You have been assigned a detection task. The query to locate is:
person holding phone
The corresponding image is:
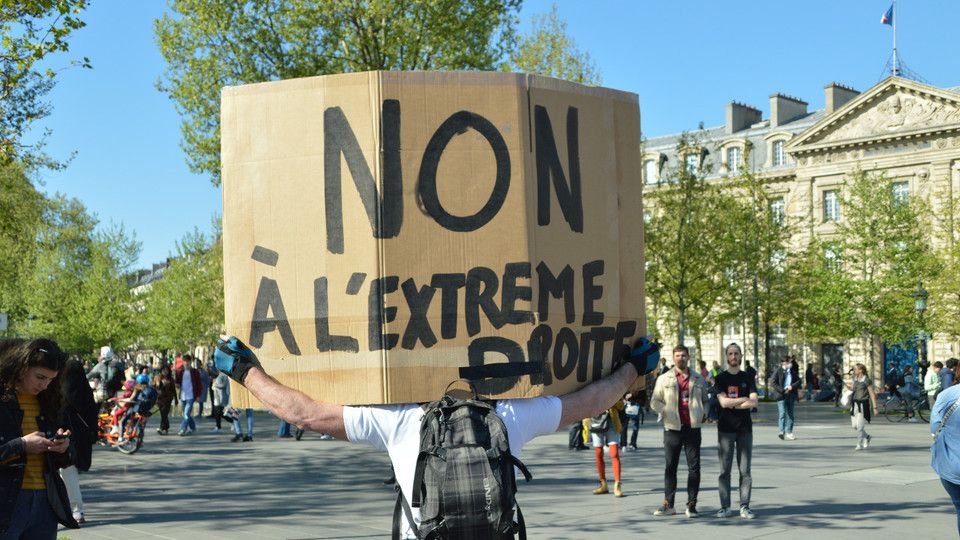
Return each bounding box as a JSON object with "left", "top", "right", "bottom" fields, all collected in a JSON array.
[{"left": 0, "top": 338, "right": 79, "bottom": 538}]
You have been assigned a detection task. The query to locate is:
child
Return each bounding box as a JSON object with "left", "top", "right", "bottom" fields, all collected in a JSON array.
[
  {"left": 109, "top": 379, "right": 136, "bottom": 434},
  {"left": 119, "top": 374, "right": 158, "bottom": 437}
]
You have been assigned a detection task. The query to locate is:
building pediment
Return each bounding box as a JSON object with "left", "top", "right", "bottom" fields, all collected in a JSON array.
[{"left": 787, "top": 77, "right": 960, "bottom": 155}]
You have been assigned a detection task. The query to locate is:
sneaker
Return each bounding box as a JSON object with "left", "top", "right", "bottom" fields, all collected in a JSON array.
[
  {"left": 854, "top": 443, "right": 863, "bottom": 451},
  {"left": 778, "top": 432, "right": 784, "bottom": 440},
  {"left": 864, "top": 434, "right": 872, "bottom": 448},
  {"left": 156, "top": 428, "right": 164, "bottom": 435},
  {"left": 242, "top": 435, "right": 253, "bottom": 442},
  {"left": 653, "top": 502, "right": 675, "bottom": 516},
  {"left": 685, "top": 505, "right": 699, "bottom": 518},
  {"left": 177, "top": 430, "right": 186, "bottom": 436},
  {"left": 614, "top": 481, "right": 624, "bottom": 498},
  {"left": 592, "top": 480, "right": 609, "bottom": 495},
  {"left": 320, "top": 434, "right": 335, "bottom": 440},
  {"left": 72, "top": 510, "right": 85, "bottom": 524},
  {"left": 211, "top": 427, "right": 222, "bottom": 433},
  {"left": 908, "top": 417, "right": 919, "bottom": 423},
  {"left": 740, "top": 506, "right": 755, "bottom": 519},
  {"left": 231, "top": 434, "right": 243, "bottom": 442},
  {"left": 716, "top": 507, "right": 733, "bottom": 518},
  {"left": 785, "top": 432, "right": 796, "bottom": 441}
]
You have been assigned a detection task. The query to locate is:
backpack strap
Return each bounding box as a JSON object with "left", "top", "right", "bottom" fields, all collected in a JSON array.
[
  {"left": 506, "top": 453, "right": 532, "bottom": 483},
  {"left": 392, "top": 484, "right": 420, "bottom": 540},
  {"left": 515, "top": 504, "right": 527, "bottom": 540}
]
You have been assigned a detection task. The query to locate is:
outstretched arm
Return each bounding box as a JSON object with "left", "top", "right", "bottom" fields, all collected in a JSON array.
[
  {"left": 558, "top": 363, "right": 639, "bottom": 427},
  {"left": 242, "top": 368, "right": 347, "bottom": 440}
]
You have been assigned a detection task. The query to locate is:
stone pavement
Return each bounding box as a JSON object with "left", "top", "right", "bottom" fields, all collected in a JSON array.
[{"left": 60, "top": 401, "right": 954, "bottom": 539}]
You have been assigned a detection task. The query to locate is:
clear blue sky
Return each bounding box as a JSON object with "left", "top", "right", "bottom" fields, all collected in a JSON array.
[{"left": 35, "top": 0, "right": 960, "bottom": 269}]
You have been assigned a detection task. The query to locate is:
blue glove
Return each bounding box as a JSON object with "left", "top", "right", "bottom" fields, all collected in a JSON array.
[
  {"left": 215, "top": 336, "right": 261, "bottom": 384},
  {"left": 625, "top": 337, "right": 660, "bottom": 376}
]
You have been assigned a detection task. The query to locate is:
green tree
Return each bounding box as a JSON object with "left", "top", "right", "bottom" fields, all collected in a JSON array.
[
  {"left": 0, "top": 162, "right": 44, "bottom": 331},
  {"left": 506, "top": 2, "right": 600, "bottom": 84},
  {"left": 644, "top": 134, "right": 739, "bottom": 357},
  {"left": 930, "top": 181, "right": 960, "bottom": 345},
  {"left": 1, "top": 0, "right": 90, "bottom": 167},
  {"left": 19, "top": 196, "right": 141, "bottom": 352},
  {"left": 155, "top": 0, "right": 523, "bottom": 186},
  {"left": 142, "top": 226, "right": 223, "bottom": 351}
]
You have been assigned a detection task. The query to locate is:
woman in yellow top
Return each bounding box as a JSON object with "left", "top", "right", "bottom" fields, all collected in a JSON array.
[
  {"left": 582, "top": 400, "right": 625, "bottom": 497},
  {"left": 0, "top": 338, "right": 79, "bottom": 538}
]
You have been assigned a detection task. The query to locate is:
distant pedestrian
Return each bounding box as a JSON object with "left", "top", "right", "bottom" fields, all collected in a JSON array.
[
  {"left": 621, "top": 392, "right": 643, "bottom": 450},
  {"left": 931, "top": 376, "right": 960, "bottom": 535},
  {"left": 902, "top": 366, "right": 921, "bottom": 422},
  {"left": 59, "top": 356, "right": 98, "bottom": 524},
  {"left": 232, "top": 408, "right": 255, "bottom": 442},
  {"left": 942, "top": 359, "right": 958, "bottom": 391},
  {"left": 833, "top": 363, "right": 844, "bottom": 407},
  {"left": 805, "top": 363, "right": 816, "bottom": 401},
  {"left": 211, "top": 370, "right": 229, "bottom": 433},
  {"left": 847, "top": 363, "right": 879, "bottom": 451},
  {"left": 926, "top": 362, "right": 944, "bottom": 411},
  {"left": 714, "top": 343, "right": 758, "bottom": 519},
  {"left": 769, "top": 355, "right": 801, "bottom": 440},
  {"left": 651, "top": 345, "right": 708, "bottom": 518},
  {"left": 175, "top": 354, "right": 202, "bottom": 436},
  {"left": 197, "top": 362, "right": 210, "bottom": 418},
  {"left": 153, "top": 364, "right": 177, "bottom": 435},
  {"left": 278, "top": 418, "right": 293, "bottom": 438},
  {"left": 583, "top": 402, "right": 624, "bottom": 497}
]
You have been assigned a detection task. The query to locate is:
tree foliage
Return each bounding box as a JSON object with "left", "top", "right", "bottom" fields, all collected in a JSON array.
[
  {"left": 506, "top": 2, "right": 600, "bottom": 85},
  {"left": 0, "top": 163, "right": 44, "bottom": 325},
  {"left": 155, "top": 0, "right": 523, "bottom": 185},
  {"left": 0, "top": 0, "right": 90, "bottom": 167},
  {"left": 141, "top": 225, "right": 223, "bottom": 351}
]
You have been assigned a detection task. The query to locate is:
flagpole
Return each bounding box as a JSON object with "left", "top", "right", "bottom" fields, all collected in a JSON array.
[{"left": 892, "top": 0, "right": 898, "bottom": 76}]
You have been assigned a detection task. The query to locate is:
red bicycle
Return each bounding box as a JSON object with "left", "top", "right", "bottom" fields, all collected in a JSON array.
[{"left": 97, "top": 411, "right": 149, "bottom": 454}]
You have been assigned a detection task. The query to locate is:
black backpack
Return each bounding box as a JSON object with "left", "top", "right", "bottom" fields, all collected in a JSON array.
[
  {"left": 136, "top": 386, "right": 158, "bottom": 414},
  {"left": 393, "top": 381, "right": 532, "bottom": 540}
]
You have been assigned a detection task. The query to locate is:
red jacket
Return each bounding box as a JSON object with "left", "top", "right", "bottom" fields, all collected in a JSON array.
[{"left": 175, "top": 367, "right": 202, "bottom": 400}]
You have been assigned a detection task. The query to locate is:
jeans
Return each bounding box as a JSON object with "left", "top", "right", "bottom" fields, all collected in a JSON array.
[
  {"left": 717, "top": 430, "right": 753, "bottom": 509},
  {"left": 621, "top": 414, "right": 641, "bottom": 448},
  {"left": 777, "top": 394, "right": 796, "bottom": 434},
  {"left": 278, "top": 419, "right": 292, "bottom": 437},
  {"left": 179, "top": 398, "right": 196, "bottom": 433},
  {"left": 0, "top": 489, "right": 56, "bottom": 540},
  {"left": 233, "top": 408, "right": 254, "bottom": 436},
  {"left": 941, "top": 477, "right": 960, "bottom": 536},
  {"left": 663, "top": 426, "right": 701, "bottom": 508}
]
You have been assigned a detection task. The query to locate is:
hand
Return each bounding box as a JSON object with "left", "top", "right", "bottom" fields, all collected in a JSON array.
[
  {"left": 21, "top": 432, "right": 53, "bottom": 454},
  {"left": 215, "top": 336, "right": 262, "bottom": 384},
  {"left": 47, "top": 430, "right": 71, "bottom": 454},
  {"left": 625, "top": 337, "right": 661, "bottom": 376}
]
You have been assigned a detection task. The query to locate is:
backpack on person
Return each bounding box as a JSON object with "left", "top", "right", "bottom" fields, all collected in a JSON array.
[
  {"left": 104, "top": 361, "right": 125, "bottom": 397},
  {"left": 589, "top": 411, "right": 611, "bottom": 433},
  {"left": 393, "top": 381, "right": 532, "bottom": 540},
  {"left": 136, "top": 386, "right": 158, "bottom": 415}
]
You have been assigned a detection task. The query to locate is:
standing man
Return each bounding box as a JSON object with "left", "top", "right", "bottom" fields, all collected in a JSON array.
[
  {"left": 926, "top": 361, "right": 944, "bottom": 410},
  {"left": 175, "top": 354, "right": 202, "bottom": 436},
  {"left": 714, "top": 343, "right": 758, "bottom": 519},
  {"left": 942, "top": 359, "right": 958, "bottom": 392},
  {"left": 769, "top": 355, "right": 801, "bottom": 440},
  {"left": 650, "top": 345, "right": 708, "bottom": 518}
]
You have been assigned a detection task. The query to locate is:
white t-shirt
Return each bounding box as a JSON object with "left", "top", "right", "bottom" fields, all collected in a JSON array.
[
  {"left": 180, "top": 369, "right": 194, "bottom": 401},
  {"left": 344, "top": 396, "right": 562, "bottom": 538}
]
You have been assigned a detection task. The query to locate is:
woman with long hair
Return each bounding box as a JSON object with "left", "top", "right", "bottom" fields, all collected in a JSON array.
[
  {"left": 0, "top": 338, "right": 79, "bottom": 538},
  {"left": 846, "top": 362, "right": 879, "bottom": 451},
  {"left": 153, "top": 363, "right": 177, "bottom": 435}
]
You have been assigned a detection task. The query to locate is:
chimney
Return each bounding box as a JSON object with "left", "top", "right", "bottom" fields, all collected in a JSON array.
[
  {"left": 824, "top": 82, "right": 860, "bottom": 114},
  {"left": 725, "top": 102, "right": 762, "bottom": 134},
  {"left": 769, "top": 93, "right": 808, "bottom": 128}
]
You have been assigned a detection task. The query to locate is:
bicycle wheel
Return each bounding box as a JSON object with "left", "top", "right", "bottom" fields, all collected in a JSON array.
[
  {"left": 883, "top": 395, "right": 905, "bottom": 422},
  {"left": 917, "top": 398, "right": 930, "bottom": 423},
  {"left": 116, "top": 425, "right": 141, "bottom": 454}
]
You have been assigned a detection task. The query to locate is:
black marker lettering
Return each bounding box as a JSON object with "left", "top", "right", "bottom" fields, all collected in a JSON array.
[
  {"left": 249, "top": 277, "right": 301, "bottom": 355},
  {"left": 535, "top": 105, "right": 583, "bottom": 232}
]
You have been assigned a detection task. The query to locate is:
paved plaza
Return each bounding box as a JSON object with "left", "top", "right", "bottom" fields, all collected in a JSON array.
[{"left": 61, "top": 401, "right": 953, "bottom": 539}]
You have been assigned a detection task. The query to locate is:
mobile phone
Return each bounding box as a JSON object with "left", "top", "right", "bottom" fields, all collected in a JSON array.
[{"left": 52, "top": 433, "right": 68, "bottom": 440}]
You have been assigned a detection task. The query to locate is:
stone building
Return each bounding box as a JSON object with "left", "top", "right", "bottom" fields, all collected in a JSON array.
[{"left": 643, "top": 76, "right": 960, "bottom": 385}]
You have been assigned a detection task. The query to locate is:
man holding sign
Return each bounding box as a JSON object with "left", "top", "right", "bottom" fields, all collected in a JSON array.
[
  {"left": 214, "top": 335, "right": 660, "bottom": 539},
  {"left": 713, "top": 343, "right": 758, "bottom": 519}
]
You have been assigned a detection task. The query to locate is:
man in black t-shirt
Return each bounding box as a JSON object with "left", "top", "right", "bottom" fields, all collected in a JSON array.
[{"left": 714, "top": 343, "right": 758, "bottom": 519}]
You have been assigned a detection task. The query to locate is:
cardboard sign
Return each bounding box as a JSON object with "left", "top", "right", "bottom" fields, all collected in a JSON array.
[{"left": 221, "top": 71, "right": 646, "bottom": 405}]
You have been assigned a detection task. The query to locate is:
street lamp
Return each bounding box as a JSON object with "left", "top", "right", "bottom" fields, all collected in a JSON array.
[{"left": 913, "top": 281, "right": 929, "bottom": 380}]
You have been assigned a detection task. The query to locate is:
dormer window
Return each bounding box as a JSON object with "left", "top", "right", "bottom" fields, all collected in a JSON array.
[
  {"left": 684, "top": 154, "right": 698, "bottom": 175},
  {"left": 726, "top": 146, "right": 742, "bottom": 172},
  {"left": 772, "top": 140, "right": 785, "bottom": 166},
  {"left": 644, "top": 159, "right": 659, "bottom": 184}
]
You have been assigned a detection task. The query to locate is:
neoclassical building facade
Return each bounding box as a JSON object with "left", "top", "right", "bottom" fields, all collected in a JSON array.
[{"left": 643, "top": 76, "right": 959, "bottom": 383}]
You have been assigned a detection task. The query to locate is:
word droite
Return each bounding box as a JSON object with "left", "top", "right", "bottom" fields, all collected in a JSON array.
[{"left": 244, "top": 100, "right": 637, "bottom": 393}]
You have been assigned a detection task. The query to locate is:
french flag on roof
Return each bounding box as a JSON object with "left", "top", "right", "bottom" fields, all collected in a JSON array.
[{"left": 881, "top": 4, "right": 894, "bottom": 25}]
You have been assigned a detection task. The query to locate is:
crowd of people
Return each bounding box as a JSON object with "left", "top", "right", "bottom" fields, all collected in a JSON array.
[{"left": 2, "top": 333, "right": 960, "bottom": 538}]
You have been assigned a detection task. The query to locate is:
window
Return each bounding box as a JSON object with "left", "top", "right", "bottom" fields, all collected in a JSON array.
[
  {"left": 771, "top": 248, "right": 786, "bottom": 272},
  {"left": 722, "top": 319, "right": 740, "bottom": 337},
  {"left": 824, "top": 244, "right": 842, "bottom": 270},
  {"left": 772, "top": 140, "right": 785, "bottom": 166},
  {"left": 823, "top": 190, "right": 840, "bottom": 222},
  {"left": 643, "top": 210, "right": 652, "bottom": 225},
  {"left": 891, "top": 181, "right": 909, "bottom": 206},
  {"left": 769, "top": 197, "right": 785, "bottom": 226},
  {"left": 685, "top": 154, "right": 698, "bottom": 175},
  {"left": 726, "top": 146, "right": 742, "bottom": 172},
  {"left": 644, "top": 159, "right": 658, "bottom": 184}
]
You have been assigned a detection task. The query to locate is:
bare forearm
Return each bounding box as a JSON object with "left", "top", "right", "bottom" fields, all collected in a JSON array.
[
  {"left": 558, "top": 364, "right": 638, "bottom": 427},
  {"left": 243, "top": 368, "right": 346, "bottom": 439}
]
